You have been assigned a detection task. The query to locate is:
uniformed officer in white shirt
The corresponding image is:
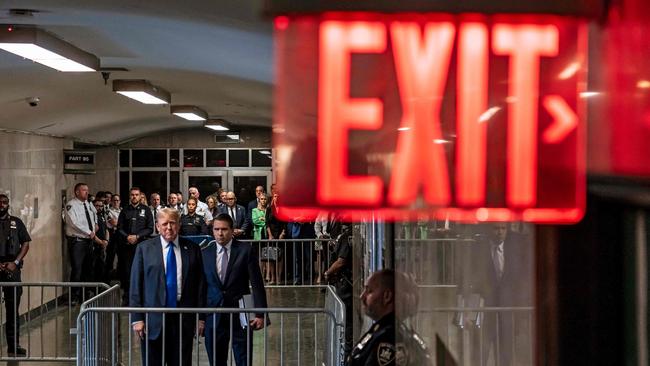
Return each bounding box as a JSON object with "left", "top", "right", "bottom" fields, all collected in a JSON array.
[
  {"left": 183, "top": 186, "right": 213, "bottom": 222},
  {"left": 64, "top": 183, "right": 97, "bottom": 302}
]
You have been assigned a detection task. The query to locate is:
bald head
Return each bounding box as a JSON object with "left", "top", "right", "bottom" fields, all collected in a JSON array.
[{"left": 225, "top": 191, "right": 237, "bottom": 208}]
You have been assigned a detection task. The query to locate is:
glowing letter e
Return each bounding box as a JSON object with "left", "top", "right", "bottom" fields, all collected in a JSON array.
[{"left": 318, "top": 22, "right": 386, "bottom": 205}]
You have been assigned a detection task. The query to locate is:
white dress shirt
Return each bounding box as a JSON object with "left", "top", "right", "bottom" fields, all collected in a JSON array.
[
  {"left": 492, "top": 241, "right": 505, "bottom": 280},
  {"left": 160, "top": 236, "right": 183, "bottom": 300},
  {"left": 65, "top": 198, "right": 97, "bottom": 238}
]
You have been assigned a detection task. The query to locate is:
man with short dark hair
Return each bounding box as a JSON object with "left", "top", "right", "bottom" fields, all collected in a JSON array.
[
  {"left": 0, "top": 194, "right": 30, "bottom": 356},
  {"left": 116, "top": 187, "right": 153, "bottom": 305},
  {"left": 349, "top": 269, "right": 399, "bottom": 365},
  {"left": 201, "top": 213, "right": 268, "bottom": 366},
  {"left": 65, "top": 183, "right": 97, "bottom": 302},
  {"left": 167, "top": 193, "right": 180, "bottom": 210}
]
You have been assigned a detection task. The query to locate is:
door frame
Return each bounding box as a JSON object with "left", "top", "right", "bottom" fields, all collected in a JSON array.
[
  {"left": 182, "top": 169, "right": 273, "bottom": 197},
  {"left": 182, "top": 170, "right": 229, "bottom": 198}
]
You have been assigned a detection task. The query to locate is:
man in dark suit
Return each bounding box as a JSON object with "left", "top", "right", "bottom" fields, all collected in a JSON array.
[
  {"left": 130, "top": 208, "right": 206, "bottom": 366},
  {"left": 201, "top": 213, "right": 268, "bottom": 366},
  {"left": 472, "top": 223, "right": 533, "bottom": 366},
  {"left": 218, "top": 192, "right": 249, "bottom": 238}
]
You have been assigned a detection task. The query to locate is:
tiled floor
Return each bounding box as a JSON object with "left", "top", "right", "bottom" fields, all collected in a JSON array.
[{"left": 1, "top": 287, "right": 339, "bottom": 366}]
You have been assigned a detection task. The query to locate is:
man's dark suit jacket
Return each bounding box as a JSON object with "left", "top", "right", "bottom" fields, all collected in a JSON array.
[
  {"left": 472, "top": 231, "right": 533, "bottom": 307},
  {"left": 129, "top": 236, "right": 206, "bottom": 340},
  {"left": 218, "top": 204, "right": 249, "bottom": 232},
  {"left": 201, "top": 238, "right": 268, "bottom": 326}
]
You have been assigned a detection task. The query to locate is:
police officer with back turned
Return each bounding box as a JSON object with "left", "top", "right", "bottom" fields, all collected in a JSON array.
[{"left": 0, "top": 194, "right": 31, "bottom": 356}]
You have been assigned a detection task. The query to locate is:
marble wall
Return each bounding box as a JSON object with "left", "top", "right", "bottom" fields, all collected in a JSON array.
[{"left": 0, "top": 131, "right": 83, "bottom": 313}]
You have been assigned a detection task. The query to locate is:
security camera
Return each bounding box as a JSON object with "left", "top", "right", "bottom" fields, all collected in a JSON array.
[{"left": 26, "top": 97, "right": 40, "bottom": 107}]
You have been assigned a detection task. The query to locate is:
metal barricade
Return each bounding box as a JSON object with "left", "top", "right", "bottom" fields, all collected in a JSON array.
[
  {"left": 241, "top": 239, "right": 333, "bottom": 286},
  {"left": 79, "top": 285, "right": 121, "bottom": 366},
  {"left": 76, "top": 285, "right": 345, "bottom": 366},
  {"left": 416, "top": 306, "right": 534, "bottom": 366},
  {"left": 394, "top": 238, "right": 477, "bottom": 286},
  {"left": 0, "top": 281, "right": 111, "bottom": 362}
]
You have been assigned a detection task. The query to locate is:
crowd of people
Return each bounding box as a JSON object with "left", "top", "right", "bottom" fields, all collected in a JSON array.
[{"left": 66, "top": 182, "right": 349, "bottom": 293}]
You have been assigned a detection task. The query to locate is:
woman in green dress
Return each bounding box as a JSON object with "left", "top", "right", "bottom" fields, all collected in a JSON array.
[{"left": 252, "top": 195, "right": 268, "bottom": 240}]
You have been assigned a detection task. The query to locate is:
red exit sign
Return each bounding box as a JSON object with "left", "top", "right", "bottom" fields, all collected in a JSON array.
[{"left": 273, "top": 13, "right": 587, "bottom": 223}]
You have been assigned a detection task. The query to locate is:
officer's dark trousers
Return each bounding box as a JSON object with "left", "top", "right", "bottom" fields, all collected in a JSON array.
[
  {"left": 67, "top": 237, "right": 93, "bottom": 301},
  {"left": 117, "top": 242, "right": 136, "bottom": 303},
  {"left": 103, "top": 231, "right": 118, "bottom": 283},
  {"left": 0, "top": 268, "right": 22, "bottom": 350}
]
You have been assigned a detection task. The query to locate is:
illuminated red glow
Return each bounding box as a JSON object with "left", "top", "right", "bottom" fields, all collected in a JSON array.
[
  {"left": 276, "top": 14, "right": 586, "bottom": 223},
  {"left": 493, "top": 24, "right": 559, "bottom": 207},
  {"left": 274, "top": 16, "right": 289, "bottom": 30},
  {"left": 542, "top": 95, "right": 579, "bottom": 143},
  {"left": 277, "top": 207, "right": 584, "bottom": 224},
  {"left": 457, "top": 22, "right": 489, "bottom": 206},
  {"left": 317, "top": 21, "right": 386, "bottom": 205},
  {"left": 388, "top": 22, "right": 455, "bottom": 206}
]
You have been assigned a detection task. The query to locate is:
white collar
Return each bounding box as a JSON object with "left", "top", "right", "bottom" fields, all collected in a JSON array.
[
  {"left": 217, "top": 240, "right": 232, "bottom": 252},
  {"left": 160, "top": 235, "right": 179, "bottom": 249}
]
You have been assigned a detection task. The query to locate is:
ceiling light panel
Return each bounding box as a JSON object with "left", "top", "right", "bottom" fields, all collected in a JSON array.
[
  {"left": 0, "top": 26, "right": 99, "bottom": 72},
  {"left": 113, "top": 80, "right": 171, "bottom": 105},
  {"left": 205, "top": 119, "right": 232, "bottom": 131},
  {"left": 171, "top": 105, "right": 208, "bottom": 121}
]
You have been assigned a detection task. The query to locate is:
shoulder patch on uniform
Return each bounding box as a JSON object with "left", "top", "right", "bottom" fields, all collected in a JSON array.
[
  {"left": 66, "top": 205, "right": 72, "bottom": 211},
  {"left": 377, "top": 342, "right": 395, "bottom": 366}
]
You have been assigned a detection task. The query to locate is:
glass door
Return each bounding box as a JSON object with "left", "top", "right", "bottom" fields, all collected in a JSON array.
[
  {"left": 182, "top": 171, "right": 228, "bottom": 201},
  {"left": 228, "top": 170, "right": 273, "bottom": 206}
]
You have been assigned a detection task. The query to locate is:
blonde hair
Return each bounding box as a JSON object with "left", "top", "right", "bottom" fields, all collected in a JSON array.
[{"left": 157, "top": 207, "right": 180, "bottom": 222}]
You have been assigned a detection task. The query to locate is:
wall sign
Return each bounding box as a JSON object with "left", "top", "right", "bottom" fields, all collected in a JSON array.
[
  {"left": 63, "top": 150, "right": 95, "bottom": 174},
  {"left": 274, "top": 13, "right": 587, "bottom": 223}
]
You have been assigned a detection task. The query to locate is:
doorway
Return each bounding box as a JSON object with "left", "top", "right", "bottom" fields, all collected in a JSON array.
[{"left": 182, "top": 169, "right": 272, "bottom": 204}]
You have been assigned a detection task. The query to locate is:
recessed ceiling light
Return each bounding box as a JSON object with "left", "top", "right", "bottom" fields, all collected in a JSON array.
[
  {"left": 205, "top": 119, "right": 232, "bottom": 131},
  {"left": 0, "top": 26, "right": 99, "bottom": 72},
  {"left": 113, "top": 79, "right": 171, "bottom": 105},
  {"left": 171, "top": 105, "right": 207, "bottom": 121}
]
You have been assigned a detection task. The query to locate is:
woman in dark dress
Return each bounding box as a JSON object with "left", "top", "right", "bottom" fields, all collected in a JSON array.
[{"left": 265, "top": 192, "right": 286, "bottom": 284}]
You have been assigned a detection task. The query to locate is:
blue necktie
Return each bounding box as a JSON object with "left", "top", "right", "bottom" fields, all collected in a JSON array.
[{"left": 166, "top": 242, "right": 178, "bottom": 308}]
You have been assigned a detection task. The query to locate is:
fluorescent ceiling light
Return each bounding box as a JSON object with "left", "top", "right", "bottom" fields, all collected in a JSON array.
[
  {"left": 205, "top": 119, "right": 231, "bottom": 131},
  {"left": 113, "top": 80, "right": 171, "bottom": 105},
  {"left": 0, "top": 26, "right": 99, "bottom": 72},
  {"left": 259, "top": 150, "right": 271, "bottom": 155},
  {"left": 171, "top": 105, "right": 207, "bottom": 121}
]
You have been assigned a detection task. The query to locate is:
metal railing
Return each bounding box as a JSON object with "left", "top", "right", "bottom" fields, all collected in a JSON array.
[
  {"left": 190, "top": 237, "right": 335, "bottom": 287},
  {"left": 415, "top": 306, "right": 534, "bottom": 366},
  {"left": 395, "top": 237, "right": 478, "bottom": 286},
  {"left": 0, "top": 281, "right": 111, "bottom": 362},
  {"left": 79, "top": 285, "right": 121, "bottom": 366},
  {"left": 76, "top": 285, "right": 346, "bottom": 366}
]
